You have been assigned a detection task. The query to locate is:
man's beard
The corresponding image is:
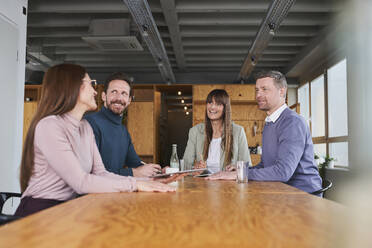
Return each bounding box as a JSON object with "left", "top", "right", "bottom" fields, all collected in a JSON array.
[{"left": 107, "top": 100, "right": 126, "bottom": 115}]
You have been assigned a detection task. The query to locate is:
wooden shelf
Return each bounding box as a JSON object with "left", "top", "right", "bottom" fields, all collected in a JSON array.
[{"left": 24, "top": 84, "right": 42, "bottom": 102}]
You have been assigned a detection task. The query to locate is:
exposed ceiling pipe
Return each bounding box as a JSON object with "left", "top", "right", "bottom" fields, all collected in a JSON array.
[
  {"left": 238, "top": 0, "right": 296, "bottom": 80},
  {"left": 26, "top": 51, "right": 51, "bottom": 71},
  {"left": 122, "top": 0, "right": 176, "bottom": 84}
]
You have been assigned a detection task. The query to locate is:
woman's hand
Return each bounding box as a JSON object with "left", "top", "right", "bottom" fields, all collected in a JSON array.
[
  {"left": 154, "top": 173, "right": 187, "bottom": 184},
  {"left": 193, "top": 159, "right": 206, "bottom": 176},
  {"left": 226, "top": 164, "right": 236, "bottom": 171},
  {"left": 136, "top": 180, "right": 176, "bottom": 192},
  {"left": 206, "top": 171, "right": 236, "bottom": 181}
]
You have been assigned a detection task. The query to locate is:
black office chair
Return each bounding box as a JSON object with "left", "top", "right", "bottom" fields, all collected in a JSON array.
[
  {"left": 0, "top": 192, "right": 22, "bottom": 225},
  {"left": 311, "top": 179, "right": 332, "bottom": 196}
]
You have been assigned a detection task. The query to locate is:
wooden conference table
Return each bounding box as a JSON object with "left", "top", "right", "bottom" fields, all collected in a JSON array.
[{"left": 0, "top": 177, "right": 366, "bottom": 248}]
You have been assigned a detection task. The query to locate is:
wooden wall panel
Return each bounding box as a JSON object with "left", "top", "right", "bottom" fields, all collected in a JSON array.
[
  {"left": 225, "top": 84, "right": 256, "bottom": 101},
  {"left": 153, "top": 91, "right": 161, "bottom": 163},
  {"left": 132, "top": 88, "right": 154, "bottom": 102},
  {"left": 231, "top": 104, "right": 266, "bottom": 120},
  {"left": 193, "top": 103, "right": 205, "bottom": 124},
  {"left": 234, "top": 120, "right": 264, "bottom": 147},
  {"left": 193, "top": 85, "right": 225, "bottom": 101},
  {"left": 127, "top": 102, "right": 154, "bottom": 156},
  {"left": 23, "top": 102, "right": 38, "bottom": 143},
  {"left": 250, "top": 154, "right": 261, "bottom": 166}
]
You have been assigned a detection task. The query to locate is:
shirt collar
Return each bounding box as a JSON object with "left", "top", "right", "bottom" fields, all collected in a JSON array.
[
  {"left": 101, "top": 106, "right": 123, "bottom": 125},
  {"left": 265, "top": 104, "right": 287, "bottom": 123}
]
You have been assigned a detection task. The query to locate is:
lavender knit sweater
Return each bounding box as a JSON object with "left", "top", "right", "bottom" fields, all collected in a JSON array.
[{"left": 249, "top": 108, "right": 322, "bottom": 193}]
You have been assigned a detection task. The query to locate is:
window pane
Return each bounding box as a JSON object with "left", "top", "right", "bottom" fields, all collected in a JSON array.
[
  {"left": 287, "top": 88, "right": 297, "bottom": 107},
  {"left": 310, "top": 75, "right": 325, "bottom": 137},
  {"left": 313, "top": 143, "right": 327, "bottom": 158},
  {"left": 328, "top": 59, "right": 348, "bottom": 137},
  {"left": 329, "top": 142, "right": 349, "bottom": 167},
  {"left": 297, "top": 83, "right": 310, "bottom": 127}
]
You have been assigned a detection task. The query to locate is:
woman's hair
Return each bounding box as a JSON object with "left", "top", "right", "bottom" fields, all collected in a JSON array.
[
  {"left": 20, "top": 64, "right": 86, "bottom": 192},
  {"left": 203, "top": 89, "right": 233, "bottom": 168}
]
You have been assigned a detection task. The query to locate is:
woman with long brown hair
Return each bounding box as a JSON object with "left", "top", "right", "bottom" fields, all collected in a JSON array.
[
  {"left": 183, "top": 89, "right": 251, "bottom": 174},
  {"left": 16, "top": 64, "right": 175, "bottom": 217}
]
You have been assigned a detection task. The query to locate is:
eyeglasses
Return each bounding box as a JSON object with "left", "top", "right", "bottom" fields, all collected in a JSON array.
[
  {"left": 90, "top": 79, "right": 97, "bottom": 87},
  {"left": 84, "top": 79, "right": 97, "bottom": 88}
]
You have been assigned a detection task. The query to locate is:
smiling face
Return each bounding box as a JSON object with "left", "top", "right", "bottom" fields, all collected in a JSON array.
[
  {"left": 255, "top": 77, "right": 286, "bottom": 115},
  {"left": 206, "top": 97, "right": 224, "bottom": 121},
  {"left": 102, "top": 79, "right": 131, "bottom": 115},
  {"left": 77, "top": 73, "right": 97, "bottom": 112}
]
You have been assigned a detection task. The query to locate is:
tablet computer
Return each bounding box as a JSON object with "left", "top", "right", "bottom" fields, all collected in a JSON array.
[
  {"left": 193, "top": 169, "right": 212, "bottom": 177},
  {"left": 149, "top": 168, "right": 205, "bottom": 178}
]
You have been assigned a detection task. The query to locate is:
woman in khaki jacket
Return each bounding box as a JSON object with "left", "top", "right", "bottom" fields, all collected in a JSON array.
[{"left": 183, "top": 89, "right": 251, "bottom": 173}]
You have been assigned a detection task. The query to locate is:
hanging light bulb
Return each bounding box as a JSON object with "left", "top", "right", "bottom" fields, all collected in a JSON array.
[
  {"left": 186, "top": 111, "right": 189, "bottom": 115},
  {"left": 184, "top": 106, "right": 187, "bottom": 110},
  {"left": 178, "top": 91, "right": 182, "bottom": 95},
  {"left": 268, "top": 22, "right": 276, "bottom": 36},
  {"left": 181, "top": 99, "right": 185, "bottom": 104}
]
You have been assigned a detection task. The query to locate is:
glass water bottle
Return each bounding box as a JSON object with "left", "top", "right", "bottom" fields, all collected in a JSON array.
[{"left": 170, "top": 144, "right": 180, "bottom": 170}]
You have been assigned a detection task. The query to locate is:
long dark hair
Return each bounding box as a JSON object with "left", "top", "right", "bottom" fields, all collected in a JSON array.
[
  {"left": 203, "top": 89, "right": 233, "bottom": 168},
  {"left": 20, "top": 64, "right": 86, "bottom": 192}
]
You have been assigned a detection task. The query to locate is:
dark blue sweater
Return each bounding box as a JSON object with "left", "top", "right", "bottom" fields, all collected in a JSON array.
[
  {"left": 84, "top": 106, "right": 141, "bottom": 176},
  {"left": 249, "top": 108, "right": 322, "bottom": 193}
]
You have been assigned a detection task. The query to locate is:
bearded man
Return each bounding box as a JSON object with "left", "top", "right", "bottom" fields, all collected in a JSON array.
[{"left": 85, "top": 72, "right": 161, "bottom": 177}]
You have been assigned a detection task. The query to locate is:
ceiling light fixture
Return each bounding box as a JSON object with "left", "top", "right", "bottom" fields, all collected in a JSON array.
[
  {"left": 123, "top": 0, "right": 175, "bottom": 84},
  {"left": 238, "top": 0, "right": 296, "bottom": 80}
]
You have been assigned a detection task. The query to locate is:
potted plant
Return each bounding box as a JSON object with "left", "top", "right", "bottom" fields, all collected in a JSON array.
[
  {"left": 314, "top": 154, "right": 320, "bottom": 166},
  {"left": 324, "top": 155, "right": 336, "bottom": 169}
]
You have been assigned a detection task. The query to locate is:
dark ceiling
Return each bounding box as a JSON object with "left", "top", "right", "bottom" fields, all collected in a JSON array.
[{"left": 25, "top": 0, "right": 343, "bottom": 85}]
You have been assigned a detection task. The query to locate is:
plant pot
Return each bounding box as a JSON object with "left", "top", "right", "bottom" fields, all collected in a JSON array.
[
  {"left": 315, "top": 159, "right": 320, "bottom": 166},
  {"left": 328, "top": 160, "right": 335, "bottom": 169}
]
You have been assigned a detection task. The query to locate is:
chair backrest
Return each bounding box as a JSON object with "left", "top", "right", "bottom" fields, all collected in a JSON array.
[
  {"left": 311, "top": 179, "right": 333, "bottom": 195},
  {"left": 0, "top": 192, "right": 22, "bottom": 225}
]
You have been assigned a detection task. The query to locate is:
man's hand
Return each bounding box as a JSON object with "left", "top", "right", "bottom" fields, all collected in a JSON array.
[
  {"left": 132, "top": 163, "right": 161, "bottom": 177},
  {"left": 206, "top": 171, "right": 236, "bottom": 180}
]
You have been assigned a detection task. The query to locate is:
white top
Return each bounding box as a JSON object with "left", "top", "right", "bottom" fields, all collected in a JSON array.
[
  {"left": 206, "top": 137, "right": 222, "bottom": 173},
  {"left": 265, "top": 104, "right": 288, "bottom": 123}
]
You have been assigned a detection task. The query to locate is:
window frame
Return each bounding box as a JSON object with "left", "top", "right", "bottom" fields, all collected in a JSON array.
[{"left": 296, "top": 59, "right": 349, "bottom": 168}]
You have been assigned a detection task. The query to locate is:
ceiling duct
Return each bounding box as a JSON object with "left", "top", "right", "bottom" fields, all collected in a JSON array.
[
  {"left": 239, "top": 0, "right": 296, "bottom": 80},
  {"left": 122, "top": 0, "right": 176, "bottom": 84},
  {"left": 82, "top": 19, "right": 143, "bottom": 51}
]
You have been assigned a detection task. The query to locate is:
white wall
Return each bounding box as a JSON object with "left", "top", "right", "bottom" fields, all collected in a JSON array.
[{"left": 0, "top": 0, "right": 28, "bottom": 193}]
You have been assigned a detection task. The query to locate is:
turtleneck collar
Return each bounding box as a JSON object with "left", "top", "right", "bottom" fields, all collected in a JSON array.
[
  {"left": 101, "top": 106, "right": 123, "bottom": 125},
  {"left": 62, "top": 112, "right": 81, "bottom": 129}
]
